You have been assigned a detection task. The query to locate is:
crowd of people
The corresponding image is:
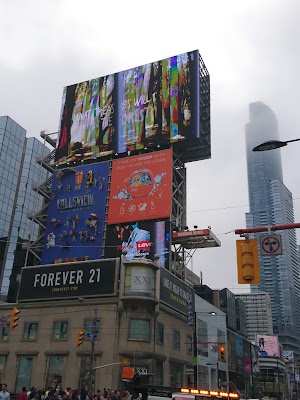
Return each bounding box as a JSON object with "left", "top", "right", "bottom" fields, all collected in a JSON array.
[{"left": 0, "top": 384, "right": 135, "bottom": 400}]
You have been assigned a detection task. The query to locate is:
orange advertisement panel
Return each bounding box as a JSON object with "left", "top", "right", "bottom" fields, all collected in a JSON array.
[{"left": 108, "top": 149, "right": 172, "bottom": 224}]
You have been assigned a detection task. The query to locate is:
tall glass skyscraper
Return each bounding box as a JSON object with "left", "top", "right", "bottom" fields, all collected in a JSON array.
[
  {"left": 0, "top": 116, "right": 49, "bottom": 300},
  {"left": 245, "top": 102, "right": 300, "bottom": 355}
]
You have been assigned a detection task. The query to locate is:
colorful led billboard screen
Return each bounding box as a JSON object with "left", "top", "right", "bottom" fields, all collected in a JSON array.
[
  {"left": 104, "top": 219, "right": 170, "bottom": 267},
  {"left": 40, "top": 162, "right": 109, "bottom": 265},
  {"left": 55, "top": 50, "right": 207, "bottom": 164},
  {"left": 108, "top": 149, "right": 172, "bottom": 224}
]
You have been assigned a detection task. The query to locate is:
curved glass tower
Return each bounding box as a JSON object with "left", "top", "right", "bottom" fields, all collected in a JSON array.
[{"left": 245, "top": 102, "right": 300, "bottom": 355}]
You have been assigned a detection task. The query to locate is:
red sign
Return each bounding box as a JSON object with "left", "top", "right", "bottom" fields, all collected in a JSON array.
[
  {"left": 108, "top": 149, "right": 172, "bottom": 224},
  {"left": 136, "top": 241, "right": 151, "bottom": 251}
]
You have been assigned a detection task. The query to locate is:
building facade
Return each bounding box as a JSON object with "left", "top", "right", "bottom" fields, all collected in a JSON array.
[
  {"left": 236, "top": 292, "right": 273, "bottom": 343},
  {"left": 0, "top": 116, "right": 50, "bottom": 299},
  {"left": 245, "top": 102, "right": 300, "bottom": 355},
  {"left": 0, "top": 257, "right": 196, "bottom": 392}
]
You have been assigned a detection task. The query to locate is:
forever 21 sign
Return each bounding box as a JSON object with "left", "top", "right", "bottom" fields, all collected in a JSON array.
[{"left": 17, "top": 259, "right": 118, "bottom": 302}]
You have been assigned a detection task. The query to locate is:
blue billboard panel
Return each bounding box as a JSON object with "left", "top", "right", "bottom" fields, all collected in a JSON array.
[
  {"left": 40, "top": 162, "right": 109, "bottom": 265},
  {"left": 104, "top": 220, "right": 170, "bottom": 268}
]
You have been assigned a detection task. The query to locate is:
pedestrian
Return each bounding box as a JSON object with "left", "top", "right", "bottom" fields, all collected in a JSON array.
[
  {"left": 17, "top": 387, "right": 27, "bottom": 400},
  {"left": 0, "top": 384, "right": 10, "bottom": 400}
]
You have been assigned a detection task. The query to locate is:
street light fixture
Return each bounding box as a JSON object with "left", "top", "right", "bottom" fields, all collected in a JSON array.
[
  {"left": 252, "top": 138, "right": 300, "bottom": 152},
  {"left": 78, "top": 297, "right": 98, "bottom": 395}
]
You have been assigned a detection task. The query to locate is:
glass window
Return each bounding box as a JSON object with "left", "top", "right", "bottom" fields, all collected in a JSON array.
[
  {"left": 84, "top": 319, "right": 100, "bottom": 340},
  {"left": 53, "top": 321, "right": 68, "bottom": 340},
  {"left": 23, "top": 323, "right": 38, "bottom": 340},
  {"left": 186, "top": 335, "right": 192, "bottom": 354},
  {"left": 156, "top": 323, "right": 164, "bottom": 345},
  {"left": 0, "top": 325, "right": 9, "bottom": 341},
  {"left": 129, "top": 319, "right": 150, "bottom": 341},
  {"left": 173, "top": 330, "right": 180, "bottom": 350},
  {"left": 170, "top": 363, "right": 182, "bottom": 387},
  {"left": 0, "top": 356, "right": 6, "bottom": 384},
  {"left": 79, "top": 357, "right": 95, "bottom": 393},
  {"left": 154, "top": 359, "right": 163, "bottom": 385},
  {"left": 15, "top": 356, "right": 33, "bottom": 392},
  {"left": 46, "top": 356, "right": 65, "bottom": 390}
]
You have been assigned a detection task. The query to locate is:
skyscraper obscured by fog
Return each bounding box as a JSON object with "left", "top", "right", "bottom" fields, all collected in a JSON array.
[
  {"left": 245, "top": 102, "right": 300, "bottom": 355},
  {"left": 0, "top": 116, "right": 49, "bottom": 301}
]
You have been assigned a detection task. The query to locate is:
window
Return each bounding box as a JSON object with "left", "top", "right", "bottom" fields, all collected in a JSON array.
[
  {"left": 15, "top": 357, "right": 33, "bottom": 392},
  {"left": 79, "top": 357, "right": 95, "bottom": 394},
  {"left": 46, "top": 356, "right": 65, "bottom": 389},
  {"left": 0, "top": 356, "right": 6, "bottom": 384},
  {"left": 53, "top": 321, "right": 68, "bottom": 340},
  {"left": 0, "top": 325, "right": 9, "bottom": 341},
  {"left": 23, "top": 323, "right": 38, "bottom": 340},
  {"left": 156, "top": 323, "right": 164, "bottom": 345},
  {"left": 154, "top": 359, "right": 163, "bottom": 385},
  {"left": 170, "top": 363, "right": 182, "bottom": 387},
  {"left": 84, "top": 319, "right": 100, "bottom": 340},
  {"left": 173, "top": 330, "right": 180, "bottom": 350},
  {"left": 129, "top": 319, "right": 150, "bottom": 341},
  {"left": 186, "top": 335, "right": 192, "bottom": 354}
]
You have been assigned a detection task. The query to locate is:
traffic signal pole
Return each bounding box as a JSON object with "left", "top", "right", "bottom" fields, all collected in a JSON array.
[{"left": 235, "top": 223, "right": 300, "bottom": 235}]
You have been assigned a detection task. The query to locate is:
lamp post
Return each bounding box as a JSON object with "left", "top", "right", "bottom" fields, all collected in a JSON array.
[
  {"left": 79, "top": 297, "right": 98, "bottom": 395},
  {"left": 252, "top": 138, "right": 300, "bottom": 152}
]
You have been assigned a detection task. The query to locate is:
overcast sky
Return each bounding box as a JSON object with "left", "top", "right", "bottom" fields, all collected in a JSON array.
[{"left": 1, "top": 0, "right": 299, "bottom": 292}]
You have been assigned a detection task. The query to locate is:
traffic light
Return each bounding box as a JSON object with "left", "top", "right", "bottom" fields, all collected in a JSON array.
[
  {"left": 236, "top": 239, "right": 260, "bottom": 284},
  {"left": 76, "top": 329, "right": 85, "bottom": 347},
  {"left": 9, "top": 307, "right": 20, "bottom": 331},
  {"left": 218, "top": 344, "right": 226, "bottom": 362}
]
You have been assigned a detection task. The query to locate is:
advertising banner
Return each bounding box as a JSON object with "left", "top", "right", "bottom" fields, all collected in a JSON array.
[
  {"left": 124, "top": 264, "right": 156, "bottom": 298},
  {"left": 55, "top": 50, "right": 204, "bottom": 165},
  {"left": 160, "top": 267, "right": 193, "bottom": 315},
  {"left": 40, "top": 162, "right": 109, "bottom": 265},
  {"left": 17, "top": 259, "right": 118, "bottom": 301},
  {"left": 284, "top": 351, "right": 294, "bottom": 363},
  {"left": 104, "top": 219, "right": 170, "bottom": 268},
  {"left": 108, "top": 149, "right": 172, "bottom": 224},
  {"left": 257, "top": 334, "right": 279, "bottom": 357},
  {"left": 55, "top": 75, "right": 117, "bottom": 164},
  {"left": 117, "top": 51, "right": 199, "bottom": 154}
]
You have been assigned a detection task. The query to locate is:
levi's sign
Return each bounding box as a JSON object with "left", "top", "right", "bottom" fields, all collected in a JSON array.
[{"left": 17, "top": 259, "right": 118, "bottom": 302}]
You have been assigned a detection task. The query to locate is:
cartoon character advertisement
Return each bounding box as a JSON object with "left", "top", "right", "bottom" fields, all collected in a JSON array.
[
  {"left": 107, "top": 149, "right": 172, "bottom": 224},
  {"left": 40, "top": 162, "right": 109, "bottom": 265},
  {"left": 104, "top": 220, "right": 170, "bottom": 267}
]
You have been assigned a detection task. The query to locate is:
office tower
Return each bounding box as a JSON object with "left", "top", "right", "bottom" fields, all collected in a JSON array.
[
  {"left": 236, "top": 292, "right": 273, "bottom": 342},
  {"left": 0, "top": 116, "right": 49, "bottom": 300},
  {"left": 245, "top": 102, "right": 300, "bottom": 354}
]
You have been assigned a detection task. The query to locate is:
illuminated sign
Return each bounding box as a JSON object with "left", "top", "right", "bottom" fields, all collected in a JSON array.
[
  {"left": 55, "top": 50, "right": 210, "bottom": 165},
  {"left": 108, "top": 149, "right": 172, "bottom": 224},
  {"left": 180, "top": 389, "right": 239, "bottom": 399},
  {"left": 17, "top": 259, "right": 118, "bottom": 301},
  {"left": 256, "top": 334, "right": 279, "bottom": 357},
  {"left": 40, "top": 162, "right": 109, "bottom": 265},
  {"left": 160, "top": 267, "right": 193, "bottom": 314},
  {"left": 104, "top": 219, "right": 170, "bottom": 268}
]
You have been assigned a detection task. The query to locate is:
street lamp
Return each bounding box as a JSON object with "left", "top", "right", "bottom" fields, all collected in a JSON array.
[
  {"left": 78, "top": 297, "right": 98, "bottom": 395},
  {"left": 253, "top": 138, "right": 300, "bottom": 152}
]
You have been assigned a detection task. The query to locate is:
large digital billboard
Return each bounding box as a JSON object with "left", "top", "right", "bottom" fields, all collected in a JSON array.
[
  {"left": 256, "top": 334, "right": 279, "bottom": 357},
  {"left": 17, "top": 259, "right": 118, "bottom": 302},
  {"left": 40, "top": 162, "right": 109, "bottom": 265},
  {"left": 55, "top": 50, "right": 207, "bottom": 165},
  {"left": 108, "top": 149, "right": 172, "bottom": 224},
  {"left": 104, "top": 219, "right": 170, "bottom": 267}
]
